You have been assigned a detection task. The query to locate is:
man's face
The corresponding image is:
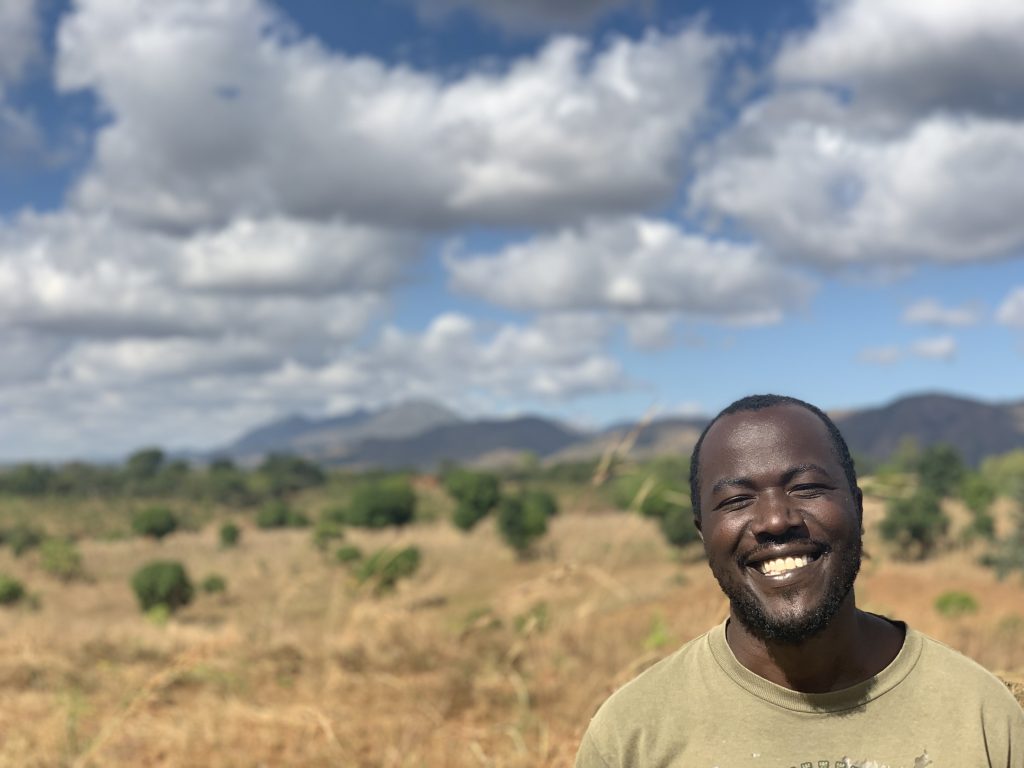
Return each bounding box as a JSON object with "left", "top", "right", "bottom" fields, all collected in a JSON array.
[{"left": 696, "top": 404, "right": 863, "bottom": 644}]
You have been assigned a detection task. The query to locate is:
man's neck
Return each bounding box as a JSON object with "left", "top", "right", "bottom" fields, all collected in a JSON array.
[{"left": 725, "top": 596, "right": 904, "bottom": 694}]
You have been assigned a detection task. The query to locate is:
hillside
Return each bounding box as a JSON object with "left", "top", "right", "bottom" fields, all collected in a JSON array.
[{"left": 213, "top": 393, "right": 1024, "bottom": 469}]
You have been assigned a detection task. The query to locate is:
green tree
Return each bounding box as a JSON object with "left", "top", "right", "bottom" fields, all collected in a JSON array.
[
  {"left": 959, "top": 471, "right": 996, "bottom": 540},
  {"left": 257, "top": 454, "right": 325, "bottom": 497},
  {"left": 0, "top": 463, "right": 54, "bottom": 495},
  {"left": 39, "top": 538, "right": 85, "bottom": 582},
  {"left": 0, "top": 574, "right": 25, "bottom": 605},
  {"left": 256, "top": 500, "right": 308, "bottom": 529},
  {"left": 880, "top": 490, "right": 949, "bottom": 560},
  {"left": 444, "top": 470, "right": 500, "bottom": 531},
  {"left": 496, "top": 494, "right": 548, "bottom": 558},
  {"left": 131, "top": 561, "right": 194, "bottom": 612},
  {"left": 219, "top": 522, "right": 241, "bottom": 548},
  {"left": 915, "top": 444, "right": 965, "bottom": 498},
  {"left": 981, "top": 449, "right": 1024, "bottom": 504},
  {"left": 660, "top": 504, "right": 700, "bottom": 549},
  {"left": 347, "top": 477, "right": 416, "bottom": 528},
  {"left": 521, "top": 488, "right": 558, "bottom": 519},
  {"left": 131, "top": 506, "right": 178, "bottom": 541}
]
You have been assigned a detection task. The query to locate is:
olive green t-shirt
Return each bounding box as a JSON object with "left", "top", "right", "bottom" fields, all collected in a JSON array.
[{"left": 576, "top": 620, "right": 1024, "bottom": 768}]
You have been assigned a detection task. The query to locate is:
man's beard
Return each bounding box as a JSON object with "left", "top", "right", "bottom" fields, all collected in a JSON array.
[{"left": 712, "top": 536, "right": 863, "bottom": 645}]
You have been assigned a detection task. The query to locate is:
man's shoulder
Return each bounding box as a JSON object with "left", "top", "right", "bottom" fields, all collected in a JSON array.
[
  {"left": 912, "top": 627, "right": 1024, "bottom": 709},
  {"left": 589, "top": 626, "right": 716, "bottom": 725}
]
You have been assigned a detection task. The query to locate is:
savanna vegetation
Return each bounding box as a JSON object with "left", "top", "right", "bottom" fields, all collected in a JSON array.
[{"left": 0, "top": 442, "right": 1021, "bottom": 765}]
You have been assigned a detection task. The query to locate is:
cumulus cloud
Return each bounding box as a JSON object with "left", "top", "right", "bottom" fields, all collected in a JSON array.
[
  {"left": 412, "top": 0, "right": 647, "bottom": 31},
  {"left": 57, "top": 0, "right": 723, "bottom": 231},
  {"left": 859, "top": 345, "right": 902, "bottom": 365},
  {"left": 775, "top": 0, "right": 1024, "bottom": 121},
  {"left": 910, "top": 335, "right": 957, "bottom": 360},
  {"left": 902, "top": 298, "right": 980, "bottom": 327},
  {"left": 0, "top": 311, "right": 629, "bottom": 459},
  {"left": 996, "top": 287, "right": 1024, "bottom": 327},
  {"left": 860, "top": 335, "right": 957, "bottom": 364},
  {"left": 0, "top": 0, "right": 42, "bottom": 89},
  {"left": 446, "top": 217, "right": 814, "bottom": 324},
  {"left": 692, "top": 94, "right": 1024, "bottom": 267}
]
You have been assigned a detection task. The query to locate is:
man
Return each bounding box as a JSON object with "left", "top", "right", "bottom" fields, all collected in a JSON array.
[{"left": 576, "top": 394, "right": 1024, "bottom": 768}]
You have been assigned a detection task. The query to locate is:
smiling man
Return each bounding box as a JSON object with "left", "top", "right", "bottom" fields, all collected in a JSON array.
[{"left": 575, "top": 394, "right": 1024, "bottom": 768}]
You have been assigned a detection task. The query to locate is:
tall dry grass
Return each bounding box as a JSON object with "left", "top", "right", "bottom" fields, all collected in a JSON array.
[{"left": 0, "top": 497, "right": 1021, "bottom": 766}]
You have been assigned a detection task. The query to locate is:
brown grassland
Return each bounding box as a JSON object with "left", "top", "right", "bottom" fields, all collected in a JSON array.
[{"left": 0, "top": 486, "right": 1022, "bottom": 767}]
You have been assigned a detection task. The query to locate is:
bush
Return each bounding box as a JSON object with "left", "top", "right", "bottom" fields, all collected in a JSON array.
[
  {"left": 131, "top": 506, "right": 178, "bottom": 541},
  {"left": 201, "top": 574, "right": 227, "bottom": 594},
  {"left": 916, "top": 444, "right": 965, "bottom": 499},
  {"left": 660, "top": 504, "right": 700, "bottom": 548},
  {"left": 39, "top": 538, "right": 85, "bottom": 582},
  {"left": 6, "top": 523, "right": 44, "bottom": 557},
  {"left": 335, "top": 544, "right": 363, "bottom": 565},
  {"left": 496, "top": 495, "right": 547, "bottom": 557},
  {"left": 0, "top": 574, "right": 25, "bottom": 605},
  {"left": 356, "top": 546, "right": 421, "bottom": 593},
  {"left": 256, "top": 500, "right": 309, "bottom": 529},
  {"left": 934, "top": 590, "right": 979, "bottom": 618},
  {"left": 257, "top": 454, "right": 326, "bottom": 496},
  {"left": 347, "top": 478, "right": 416, "bottom": 528},
  {"left": 521, "top": 488, "right": 558, "bottom": 519},
  {"left": 131, "top": 561, "right": 194, "bottom": 612},
  {"left": 219, "top": 522, "right": 241, "bottom": 548},
  {"left": 880, "top": 490, "right": 949, "bottom": 560},
  {"left": 444, "top": 470, "right": 500, "bottom": 531},
  {"left": 312, "top": 519, "right": 345, "bottom": 551}
]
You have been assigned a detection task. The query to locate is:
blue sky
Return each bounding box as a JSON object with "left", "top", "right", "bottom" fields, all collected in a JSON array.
[{"left": 1, "top": 0, "right": 1024, "bottom": 460}]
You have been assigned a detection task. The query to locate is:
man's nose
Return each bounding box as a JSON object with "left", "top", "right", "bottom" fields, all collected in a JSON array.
[{"left": 751, "top": 489, "right": 805, "bottom": 539}]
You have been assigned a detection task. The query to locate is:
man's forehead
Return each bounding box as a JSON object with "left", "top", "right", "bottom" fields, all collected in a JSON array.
[{"left": 700, "top": 404, "right": 837, "bottom": 469}]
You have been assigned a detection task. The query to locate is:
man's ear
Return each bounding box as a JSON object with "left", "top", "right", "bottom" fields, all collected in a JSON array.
[{"left": 694, "top": 513, "right": 703, "bottom": 542}]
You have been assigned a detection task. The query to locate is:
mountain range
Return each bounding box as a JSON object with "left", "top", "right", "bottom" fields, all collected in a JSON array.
[{"left": 212, "top": 392, "right": 1024, "bottom": 470}]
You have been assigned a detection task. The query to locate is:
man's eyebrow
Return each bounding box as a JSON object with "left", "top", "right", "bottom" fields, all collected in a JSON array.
[{"left": 710, "top": 464, "right": 835, "bottom": 496}]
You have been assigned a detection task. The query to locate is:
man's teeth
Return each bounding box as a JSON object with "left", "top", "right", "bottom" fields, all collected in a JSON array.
[{"left": 758, "top": 555, "right": 813, "bottom": 575}]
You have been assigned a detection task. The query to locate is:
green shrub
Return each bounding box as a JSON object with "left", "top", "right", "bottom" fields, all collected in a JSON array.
[
  {"left": 444, "top": 470, "right": 500, "bottom": 531},
  {"left": 659, "top": 504, "right": 700, "bottom": 548},
  {"left": 335, "top": 544, "right": 363, "bottom": 565},
  {"left": 0, "top": 574, "right": 25, "bottom": 605},
  {"left": 201, "top": 574, "right": 227, "bottom": 594},
  {"left": 131, "top": 506, "right": 178, "bottom": 541},
  {"left": 916, "top": 444, "right": 965, "bottom": 499},
  {"left": 521, "top": 488, "right": 558, "bottom": 519},
  {"left": 496, "top": 494, "right": 547, "bottom": 557},
  {"left": 131, "top": 561, "right": 194, "bottom": 612},
  {"left": 39, "top": 538, "right": 85, "bottom": 582},
  {"left": 6, "top": 523, "right": 44, "bottom": 556},
  {"left": 256, "top": 500, "right": 309, "bottom": 529},
  {"left": 356, "top": 546, "right": 421, "bottom": 593},
  {"left": 347, "top": 478, "right": 416, "bottom": 528},
  {"left": 219, "top": 522, "right": 241, "bottom": 548},
  {"left": 312, "top": 519, "right": 345, "bottom": 551},
  {"left": 934, "top": 590, "right": 979, "bottom": 618},
  {"left": 880, "top": 490, "right": 949, "bottom": 560}
]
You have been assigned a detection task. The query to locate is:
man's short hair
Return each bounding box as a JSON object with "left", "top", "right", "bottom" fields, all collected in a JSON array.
[{"left": 688, "top": 394, "right": 859, "bottom": 523}]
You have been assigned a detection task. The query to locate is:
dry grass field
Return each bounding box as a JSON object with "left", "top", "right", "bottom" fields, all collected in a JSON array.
[{"left": 0, "top": 492, "right": 1022, "bottom": 767}]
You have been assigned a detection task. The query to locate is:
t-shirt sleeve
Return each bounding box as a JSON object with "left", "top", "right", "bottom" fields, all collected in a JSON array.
[{"left": 574, "top": 729, "right": 613, "bottom": 768}]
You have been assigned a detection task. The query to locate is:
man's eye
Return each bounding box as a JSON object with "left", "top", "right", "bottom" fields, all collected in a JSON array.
[
  {"left": 791, "top": 485, "right": 828, "bottom": 497},
  {"left": 718, "top": 495, "right": 752, "bottom": 510}
]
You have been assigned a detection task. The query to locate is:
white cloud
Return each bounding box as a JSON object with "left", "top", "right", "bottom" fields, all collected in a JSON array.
[
  {"left": 692, "top": 96, "right": 1024, "bottom": 267},
  {"left": 996, "top": 287, "right": 1024, "bottom": 327},
  {"left": 776, "top": 0, "right": 1024, "bottom": 121},
  {"left": 0, "top": 0, "right": 42, "bottom": 89},
  {"left": 860, "top": 335, "right": 957, "bottom": 364},
  {"left": 902, "top": 298, "right": 980, "bottom": 327},
  {"left": 859, "top": 345, "right": 901, "bottom": 365},
  {"left": 446, "top": 217, "right": 814, "bottom": 324},
  {"left": 910, "top": 335, "right": 956, "bottom": 360},
  {"left": 179, "top": 217, "right": 417, "bottom": 295},
  {"left": 412, "top": 0, "right": 647, "bottom": 31},
  {"left": 57, "top": 0, "right": 723, "bottom": 231}
]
